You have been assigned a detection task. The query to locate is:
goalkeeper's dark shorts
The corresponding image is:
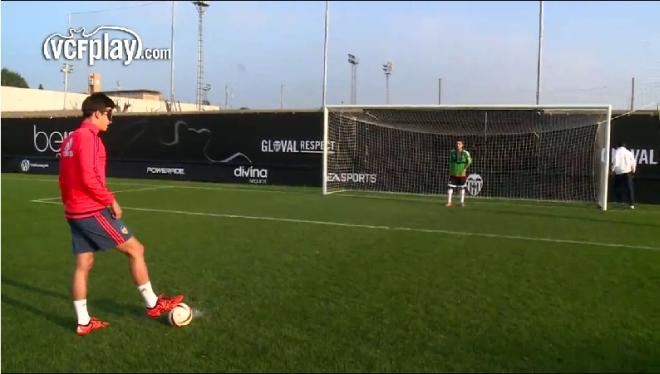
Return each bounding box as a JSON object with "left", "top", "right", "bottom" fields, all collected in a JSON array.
[{"left": 448, "top": 175, "right": 467, "bottom": 188}]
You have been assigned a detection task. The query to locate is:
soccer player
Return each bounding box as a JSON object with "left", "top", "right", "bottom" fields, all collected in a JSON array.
[
  {"left": 59, "top": 93, "right": 184, "bottom": 336},
  {"left": 447, "top": 139, "right": 472, "bottom": 207},
  {"left": 611, "top": 141, "right": 637, "bottom": 209}
]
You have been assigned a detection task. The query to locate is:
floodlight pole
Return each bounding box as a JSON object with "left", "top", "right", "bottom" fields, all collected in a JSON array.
[
  {"left": 193, "top": 1, "right": 209, "bottom": 110},
  {"left": 383, "top": 61, "right": 392, "bottom": 104},
  {"left": 62, "top": 14, "right": 73, "bottom": 110},
  {"left": 170, "top": 1, "right": 176, "bottom": 106},
  {"left": 630, "top": 77, "right": 635, "bottom": 111},
  {"left": 321, "top": 1, "right": 329, "bottom": 108},
  {"left": 61, "top": 62, "right": 73, "bottom": 110},
  {"left": 225, "top": 84, "right": 229, "bottom": 108},
  {"left": 348, "top": 53, "right": 359, "bottom": 104},
  {"left": 536, "top": 0, "right": 544, "bottom": 105},
  {"left": 438, "top": 78, "right": 442, "bottom": 104}
]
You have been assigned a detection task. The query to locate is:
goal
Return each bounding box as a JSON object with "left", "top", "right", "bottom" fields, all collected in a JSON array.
[{"left": 322, "top": 105, "right": 612, "bottom": 210}]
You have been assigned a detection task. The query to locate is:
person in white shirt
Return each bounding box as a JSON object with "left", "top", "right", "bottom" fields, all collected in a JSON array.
[{"left": 611, "top": 141, "right": 637, "bottom": 209}]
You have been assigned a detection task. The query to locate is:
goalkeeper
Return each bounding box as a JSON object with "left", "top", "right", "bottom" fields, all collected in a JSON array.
[{"left": 447, "top": 139, "right": 472, "bottom": 207}]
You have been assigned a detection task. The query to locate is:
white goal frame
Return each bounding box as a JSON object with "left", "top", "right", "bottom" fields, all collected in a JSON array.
[{"left": 322, "top": 104, "right": 612, "bottom": 210}]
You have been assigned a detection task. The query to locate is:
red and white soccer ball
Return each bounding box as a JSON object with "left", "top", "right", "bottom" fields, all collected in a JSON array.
[{"left": 168, "top": 302, "right": 193, "bottom": 327}]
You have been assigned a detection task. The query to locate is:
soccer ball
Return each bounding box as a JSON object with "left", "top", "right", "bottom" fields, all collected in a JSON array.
[{"left": 168, "top": 302, "right": 193, "bottom": 327}]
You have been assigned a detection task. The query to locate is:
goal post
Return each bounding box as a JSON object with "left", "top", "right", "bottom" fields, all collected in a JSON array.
[{"left": 322, "top": 104, "right": 612, "bottom": 210}]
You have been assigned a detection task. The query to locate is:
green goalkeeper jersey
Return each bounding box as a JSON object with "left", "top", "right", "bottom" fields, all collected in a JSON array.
[{"left": 449, "top": 149, "right": 472, "bottom": 176}]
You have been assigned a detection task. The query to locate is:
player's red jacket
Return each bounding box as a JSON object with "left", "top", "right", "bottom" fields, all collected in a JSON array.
[{"left": 59, "top": 120, "right": 115, "bottom": 219}]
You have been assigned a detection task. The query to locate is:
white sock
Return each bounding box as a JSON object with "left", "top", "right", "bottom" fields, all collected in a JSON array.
[
  {"left": 74, "top": 299, "right": 91, "bottom": 326},
  {"left": 138, "top": 282, "right": 158, "bottom": 308},
  {"left": 460, "top": 189, "right": 465, "bottom": 204},
  {"left": 447, "top": 189, "right": 453, "bottom": 203}
]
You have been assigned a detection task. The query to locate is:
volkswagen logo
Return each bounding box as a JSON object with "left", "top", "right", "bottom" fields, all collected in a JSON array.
[{"left": 20, "top": 159, "right": 31, "bottom": 173}]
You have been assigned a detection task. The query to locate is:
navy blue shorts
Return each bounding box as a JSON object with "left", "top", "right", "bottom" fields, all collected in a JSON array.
[
  {"left": 67, "top": 208, "right": 133, "bottom": 254},
  {"left": 448, "top": 176, "right": 467, "bottom": 188}
]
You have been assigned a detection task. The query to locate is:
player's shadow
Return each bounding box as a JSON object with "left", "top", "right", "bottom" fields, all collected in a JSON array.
[
  {"left": 1, "top": 293, "right": 71, "bottom": 332},
  {"left": 1, "top": 276, "right": 156, "bottom": 328}
]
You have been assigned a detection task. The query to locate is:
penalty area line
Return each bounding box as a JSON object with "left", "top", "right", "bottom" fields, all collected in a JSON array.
[{"left": 30, "top": 200, "right": 660, "bottom": 252}]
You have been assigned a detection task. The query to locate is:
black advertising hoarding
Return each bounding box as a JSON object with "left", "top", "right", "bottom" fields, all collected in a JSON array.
[
  {"left": 2, "top": 116, "right": 76, "bottom": 175},
  {"left": 2, "top": 110, "right": 658, "bottom": 203},
  {"left": 610, "top": 113, "right": 660, "bottom": 204},
  {"left": 1, "top": 111, "right": 325, "bottom": 186}
]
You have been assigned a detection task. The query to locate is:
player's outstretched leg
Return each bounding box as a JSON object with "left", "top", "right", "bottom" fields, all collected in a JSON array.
[{"left": 115, "top": 237, "right": 185, "bottom": 318}]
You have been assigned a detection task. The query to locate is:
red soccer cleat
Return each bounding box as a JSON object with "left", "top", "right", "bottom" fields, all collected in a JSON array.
[
  {"left": 446, "top": 202, "right": 453, "bottom": 207},
  {"left": 76, "top": 317, "right": 109, "bottom": 336},
  {"left": 146, "top": 294, "right": 185, "bottom": 318}
]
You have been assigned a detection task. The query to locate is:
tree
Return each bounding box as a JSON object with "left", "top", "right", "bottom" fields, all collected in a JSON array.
[
  {"left": 1, "top": 68, "right": 29, "bottom": 88},
  {"left": 38, "top": 84, "right": 44, "bottom": 90}
]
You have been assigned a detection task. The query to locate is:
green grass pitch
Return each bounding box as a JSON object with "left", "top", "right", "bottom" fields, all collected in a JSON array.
[{"left": 2, "top": 173, "right": 659, "bottom": 372}]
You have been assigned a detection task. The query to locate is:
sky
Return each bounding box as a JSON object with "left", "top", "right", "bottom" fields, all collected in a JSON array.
[{"left": 1, "top": 1, "right": 659, "bottom": 110}]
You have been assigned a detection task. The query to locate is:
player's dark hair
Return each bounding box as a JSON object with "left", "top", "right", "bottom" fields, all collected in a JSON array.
[{"left": 81, "top": 93, "right": 116, "bottom": 118}]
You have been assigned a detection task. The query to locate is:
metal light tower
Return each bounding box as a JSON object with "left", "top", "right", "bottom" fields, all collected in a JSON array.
[
  {"left": 193, "top": 1, "right": 209, "bottom": 110},
  {"left": 382, "top": 61, "right": 393, "bottom": 104},
  {"left": 61, "top": 62, "right": 73, "bottom": 109},
  {"left": 202, "top": 83, "right": 211, "bottom": 106},
  {"left": 62, "top": 14, "right": 73, "bottom": 110},
  {"left": 348, "top": 53, "right": 359, "bottom": 104}
]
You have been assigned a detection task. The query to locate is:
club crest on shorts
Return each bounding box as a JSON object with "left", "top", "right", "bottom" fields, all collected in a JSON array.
[
  {"left": 121, "top": 226, "right": 128, "bottom": 235},
  {"left": 466, "top": 174, "right": 483, "bottom": 196}
]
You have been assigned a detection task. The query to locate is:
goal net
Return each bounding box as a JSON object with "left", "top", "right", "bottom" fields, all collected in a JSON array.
[{"left": 323, "top": 105, "right": 612, "bottom": 210}]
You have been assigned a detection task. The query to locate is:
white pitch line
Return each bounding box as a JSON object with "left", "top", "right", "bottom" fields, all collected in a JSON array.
[
  {"left": 169, "top": 185, "right": 289, "bottom": 194},
  {"left": 2, "top": 176, "right": 161, "bottom": 187},
  {"left": 6, "top": 175, "right": 292, "bottom": 194},
  {"left": 113, "top": 186, "right": 175, "bottom": 193},
  {"left": 30, "top": 186, "right": 175, "bottom": 203},
  {"left": 11, "top": 176, "right": 657, "bottom": 211},
  {"left": 30, "top": 200, "right": 660, "bottom": 252}
]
